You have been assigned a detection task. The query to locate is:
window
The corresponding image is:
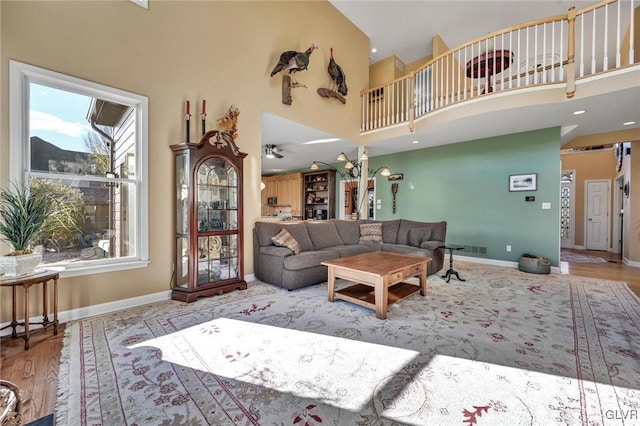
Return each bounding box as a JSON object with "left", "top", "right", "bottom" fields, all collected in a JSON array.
[{"left": 9, "top": 60, "right": 149, "bottom": 277}]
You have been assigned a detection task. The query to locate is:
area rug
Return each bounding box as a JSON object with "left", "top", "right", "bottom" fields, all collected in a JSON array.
[
  {"left": 55, "top": 263, "right": 640, "bottom": 425},
  {"left": 560, "top": 250, "right": 608, "bottom": 263}
]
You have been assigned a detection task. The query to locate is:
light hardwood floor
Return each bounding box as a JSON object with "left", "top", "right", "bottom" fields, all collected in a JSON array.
[{"left": 2, "top": 252, "right": 639, "bottom": 424}]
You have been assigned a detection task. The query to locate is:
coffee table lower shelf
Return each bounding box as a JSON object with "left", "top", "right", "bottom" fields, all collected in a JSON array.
[{"left": 335, "top": 282, "right": 422, "bottom": 311}]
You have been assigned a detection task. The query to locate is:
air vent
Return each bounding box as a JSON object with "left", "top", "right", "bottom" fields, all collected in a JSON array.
[{"left": 451, "top": 244, "right": 488, "bottom": 257}]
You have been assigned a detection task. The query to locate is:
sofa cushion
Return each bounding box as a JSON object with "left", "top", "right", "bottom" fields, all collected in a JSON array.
[
  {"left": 255, "top": 222, "right": 314, "bottom": 252},
  {"left": 306, "top": 221, "right": 344, "bottom": 249},
  {"left": 367, "top": 219, "right": 401, "bottom": 243},
  {"left": 381, "top": 244, "right": 429, "bottom": 257},
  {"left": 420, "top": 240, "right": 445, "bottom": 251},
  {"left": 397, "top": 219, "right": 431, "bottom": 245},
  {"left": 255, "top": 222, "right": 287, "bottom": 246},
  {"left": 320, "top": 244, "right": 376, "bottom": 258},
  {"left": 283, "top": 250, "right": 338, "bottom": 271},
  {"left": 408, "top": 227, "right": 433, "bottom": 247},
  {"left": 271, "top": 228, "right": 301, "bottom": 254},
  {"left": 332, "top": 220, "right": 363, "bottom": 245},
  {"left": 359, "top": 223, "right": 383, "bottom": 244},
  {"left": 430, "top": 221, "right": 448, "bottom": 241}
]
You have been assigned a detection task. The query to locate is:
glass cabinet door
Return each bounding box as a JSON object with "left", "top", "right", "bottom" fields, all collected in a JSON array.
[
  {"left": 175, "top": 154, "right": 189, "bottom": 288},
  {"left": 195, "top": 157, "right": 239, "bottom": 286}
]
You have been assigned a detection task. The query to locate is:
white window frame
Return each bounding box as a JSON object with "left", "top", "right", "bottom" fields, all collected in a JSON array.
[{"left": 9, "top": 60, "right": 149, "bottom": 277}]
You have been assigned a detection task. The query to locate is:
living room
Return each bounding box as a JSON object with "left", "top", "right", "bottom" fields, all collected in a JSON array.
[{"left": 1, "top": 0, "right": 639, "bottom": 424}]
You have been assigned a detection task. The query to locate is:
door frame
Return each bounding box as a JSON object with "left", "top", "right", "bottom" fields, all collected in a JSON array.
[
  {"left": 583, "top": 179, "right": 610, "bottom": 251},
  {"left": 612, "top": 174, "right": 625, "bottom": 254}
]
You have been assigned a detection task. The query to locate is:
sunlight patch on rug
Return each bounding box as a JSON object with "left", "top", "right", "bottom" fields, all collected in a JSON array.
[{"left": 130, "top": 317, "right": 421, "bottom": 414}]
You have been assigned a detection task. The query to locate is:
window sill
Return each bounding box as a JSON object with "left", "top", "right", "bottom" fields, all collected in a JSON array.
[{"left": 58, "top": 260, "right": 150, "bottom": 278}]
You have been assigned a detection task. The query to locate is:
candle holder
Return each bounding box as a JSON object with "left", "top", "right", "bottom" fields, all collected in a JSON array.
[
  {"left": 185, "top": 113, "right": 191, "bottom": 143},
  {"left": 185, "top": 100, "right": 191, "bottom": 143}
]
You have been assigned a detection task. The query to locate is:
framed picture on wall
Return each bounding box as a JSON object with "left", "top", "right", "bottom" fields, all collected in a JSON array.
[
  {"left": 345, "top": 192, "right": 349, "bottom": 207},
  {"left": 509, "top": 173, "right": 537, "bottom": 192}
]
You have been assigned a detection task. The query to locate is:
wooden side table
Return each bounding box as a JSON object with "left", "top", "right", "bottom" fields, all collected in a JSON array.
[{"left": 0, "top": 269, "right": 62, "bottom": 350}]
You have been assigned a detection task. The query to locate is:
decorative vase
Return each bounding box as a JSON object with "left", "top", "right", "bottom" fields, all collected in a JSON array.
[{"left": 0, "top": 253, "right": 43, "bottom": 277}]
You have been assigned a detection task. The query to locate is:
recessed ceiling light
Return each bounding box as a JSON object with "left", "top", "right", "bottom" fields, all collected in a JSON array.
[
  {"left": 302, "top": 138, "right": 340, "bottom": 145},
  {"left": 623, "top": 121, "right": 636, "bottom": 126},
  {"left": 412, "top": 140, "right": 419, "bottom": 144},
  {"left": 573, "top": 110, "right": 586, "bottom": 115},
  {"left": 371, "top": 48, "right": 377, "bottom": 53}
]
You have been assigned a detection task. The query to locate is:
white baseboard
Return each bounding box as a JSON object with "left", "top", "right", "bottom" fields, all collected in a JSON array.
[
  {"left": 1, "top": 289, "right": 172, "bottom": 337},
  {"left": 456, "top": 254, "right": 518, "bottom": 269},
  {"left": 1, "top": 273, "right": 260, "bottom": 337},
  {"left": 623, "top": 257, "right": 640, "bottom": 268},
  {"left": 457, "top": 255, "right": 561, "bottom": 274},
  {"left": 574, "top": 245, "right": 586, "bottom": 250}
]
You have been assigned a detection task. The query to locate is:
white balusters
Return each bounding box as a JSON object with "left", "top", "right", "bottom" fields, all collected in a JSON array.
[{"left": 359, "top": 0, "right": 634, "bottom": 134}]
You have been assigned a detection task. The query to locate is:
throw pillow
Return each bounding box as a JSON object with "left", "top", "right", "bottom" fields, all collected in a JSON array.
[
  {"left": 271, "top": 228, "right": 301, "bottom": 254},
  {"left": 359, "top": 223, "right": 383, "bottom": 244}
]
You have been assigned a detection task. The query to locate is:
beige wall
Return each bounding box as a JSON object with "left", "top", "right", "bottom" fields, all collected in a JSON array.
[
  {"left": 561, "top": 149, "right": 617, "bottom": 248},
  {"left": 369, "top": 55, "right": 404, "bottom": 87},
  {"left": 0, "top": 1, "right": 368, "bottom": 321}
]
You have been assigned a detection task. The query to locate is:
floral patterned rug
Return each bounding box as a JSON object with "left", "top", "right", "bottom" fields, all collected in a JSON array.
[{"left": 55, "top": 262, "right": 640, "bottom": 425}]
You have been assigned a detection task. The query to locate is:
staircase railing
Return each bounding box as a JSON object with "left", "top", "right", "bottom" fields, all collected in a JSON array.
[{"left": 360, "top": 0, "right": 637, "bottom": 133}]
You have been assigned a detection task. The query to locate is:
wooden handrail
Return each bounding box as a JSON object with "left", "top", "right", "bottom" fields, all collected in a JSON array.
[
  {"left": 413, "top": 14, "right": 568, "bottom": 76},
  {"left": 575, "top": 0, "right": 617, "bottom": 16},
  {"left": 360, "top": 0, "right": 634, "bottom": 133}
]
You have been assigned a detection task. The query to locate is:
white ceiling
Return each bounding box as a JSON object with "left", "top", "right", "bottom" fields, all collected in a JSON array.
[{"left": 261, "top": 1, "right": 640, "bottom": 174}]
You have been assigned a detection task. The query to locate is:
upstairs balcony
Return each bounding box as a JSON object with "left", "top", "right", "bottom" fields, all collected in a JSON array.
[{"left": 360, "top": 0, "right": 639, "bottom": 136}]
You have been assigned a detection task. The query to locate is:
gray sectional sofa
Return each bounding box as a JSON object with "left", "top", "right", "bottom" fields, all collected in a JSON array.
[{"left": 253, "top": 219, "right": 447, "bottom": 290}]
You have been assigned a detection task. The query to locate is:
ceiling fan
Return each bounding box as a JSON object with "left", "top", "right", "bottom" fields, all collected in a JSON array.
[{"left": 264, "top": 144, "right": 284, "bottom": 159}]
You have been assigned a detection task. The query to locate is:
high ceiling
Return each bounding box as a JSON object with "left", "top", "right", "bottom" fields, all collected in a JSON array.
[{"left": 261, "top": 1, "right": 639, "bottom": 174}]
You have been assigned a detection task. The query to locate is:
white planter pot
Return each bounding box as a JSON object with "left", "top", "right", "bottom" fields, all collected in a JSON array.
[{"left": 0, "top": 253, "right": 43, "bottom": 277}]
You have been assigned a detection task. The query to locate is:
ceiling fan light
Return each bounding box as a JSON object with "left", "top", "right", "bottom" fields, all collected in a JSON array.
[
  {"left": 337, "top": 152, "right": 348, "bottom": 161},
  {"left": 310, "top": 162, "right": 319, "bottom": 170},
  {"left": 265, "top": 146, "right": 275, "bottom": 159},
  {"left": 380, "top": 167, "right": 391, "bottom": 176}
]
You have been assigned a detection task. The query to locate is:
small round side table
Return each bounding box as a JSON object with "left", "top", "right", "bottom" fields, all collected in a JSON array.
[
  {"left": 0, "top": 268, "right": 62, "bottom": 350},
  {"left": 440, "top": 245, "right": 466, "bottom": 283}
]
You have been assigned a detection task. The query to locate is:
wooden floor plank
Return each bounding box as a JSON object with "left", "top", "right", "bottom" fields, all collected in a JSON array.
[{"left": 1, "top": 255, "right": 638, "bottom": 424}]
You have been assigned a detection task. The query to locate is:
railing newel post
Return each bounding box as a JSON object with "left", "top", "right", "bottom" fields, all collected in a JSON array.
[
  {"left": 409, "top": 70, "right": 415, "bottom": 132},
  {"left": 566, "top": 6, "right": 577, "bottom": 98}
]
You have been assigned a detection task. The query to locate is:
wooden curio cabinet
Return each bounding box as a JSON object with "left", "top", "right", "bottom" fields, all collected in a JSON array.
[{"left": 171, "top": 130, "right": 247, "bottom": 302}]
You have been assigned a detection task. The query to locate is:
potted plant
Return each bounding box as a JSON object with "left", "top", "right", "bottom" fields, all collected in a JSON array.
[{"left": 0, "top": 181, "right": 50, "bottom": 277}]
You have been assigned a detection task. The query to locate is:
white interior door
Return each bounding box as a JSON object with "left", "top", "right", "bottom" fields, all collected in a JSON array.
[{"left": 585, "top": 180, "right": 610, "bottom": 251}]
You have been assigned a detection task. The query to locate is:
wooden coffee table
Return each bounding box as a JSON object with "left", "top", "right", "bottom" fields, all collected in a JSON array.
[{"left": 322, "top": 251, "right": 429, "bottom": 319}]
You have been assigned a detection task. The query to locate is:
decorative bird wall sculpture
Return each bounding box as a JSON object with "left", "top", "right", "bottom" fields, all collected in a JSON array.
[
  {"left": 328, "top": 47, "right": 347, "bottom": 96},
  {"left": 270, "top": 43, "right": 318, "bottom": 82}
]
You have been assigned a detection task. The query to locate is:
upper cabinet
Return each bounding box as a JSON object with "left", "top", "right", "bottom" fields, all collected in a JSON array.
[{"left": 261, "top": 173, "right": 303, "bottom": 217}]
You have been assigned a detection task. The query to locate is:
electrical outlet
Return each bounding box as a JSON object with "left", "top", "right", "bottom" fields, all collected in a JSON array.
[
  {"left": 542, "top": 202, "right": 551, "bottom": 209},
  {"left": 506, "top": 245, "right": 512, "bottom": 252}
]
